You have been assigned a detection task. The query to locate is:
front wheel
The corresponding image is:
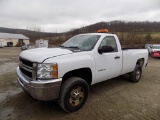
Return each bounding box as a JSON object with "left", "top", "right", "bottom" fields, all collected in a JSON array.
[
  {"left": 58, "top": 77, "right": 89, "bottom": 112},
  {"left": 129, "top": 65, "right": 142, "bottom": 83}
]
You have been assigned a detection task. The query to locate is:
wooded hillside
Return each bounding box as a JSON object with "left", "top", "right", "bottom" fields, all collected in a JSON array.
[{"left": 0, "top": 21, "right": 160, "bottom": 48}]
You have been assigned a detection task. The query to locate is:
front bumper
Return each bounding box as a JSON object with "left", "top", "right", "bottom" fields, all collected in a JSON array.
[{"left": 16, "top": 67, "right": 62, "bottom": 101}]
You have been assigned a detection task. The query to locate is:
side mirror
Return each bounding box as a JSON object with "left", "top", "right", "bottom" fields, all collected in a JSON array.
[{"left": 98, "top": 45, "right": 114, "bottom": 54}]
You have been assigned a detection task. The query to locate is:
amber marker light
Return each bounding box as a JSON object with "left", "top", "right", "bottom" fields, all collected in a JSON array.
[
  {"left": 51, "top": 71, "right": 58, "bottom": 78},
  {"left": 97, "top": 29, "right": 109, "bottom": 33},
  {"left": 51, "top": 64, "right": 58, "bottom": 78},
  {"left": 52, "top": 64, "right": 58, "bottom": 71}
]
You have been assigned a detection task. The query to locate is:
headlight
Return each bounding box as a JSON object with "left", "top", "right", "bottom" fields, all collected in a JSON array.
[{"left": 37, "top": 63, "right": 58, "bottom": 79}]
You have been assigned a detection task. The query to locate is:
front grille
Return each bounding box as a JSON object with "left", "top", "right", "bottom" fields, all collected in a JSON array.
[
  {"left": 19, "top": 67, "right": 32, "bottom": 79},
  {"left": 19, "top": 57, "right": 36, "bottom": 80},
  {"left": 19, "top": 57, "right": 33, "bottom": 68}
]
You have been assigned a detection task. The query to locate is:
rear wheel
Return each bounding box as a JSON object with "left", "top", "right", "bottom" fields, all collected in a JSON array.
[
  {"left": 129, "top": 65, "right": 142, "bottom": 83},
  {"left": 59, "top": 77, "right": 89, "bottom": 112}
]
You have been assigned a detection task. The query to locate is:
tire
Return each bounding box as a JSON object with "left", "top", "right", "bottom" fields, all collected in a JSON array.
[
  {"left": 58, "top": 77, "right": 89, "bottom": 112},
  {"left": 129, "top": 65, "right": 142, "bottom": 83}
]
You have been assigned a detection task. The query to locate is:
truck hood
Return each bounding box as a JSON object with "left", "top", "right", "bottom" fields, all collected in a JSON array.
[{"left": 20, "top": 48, "right": 73, "bottom": 62}]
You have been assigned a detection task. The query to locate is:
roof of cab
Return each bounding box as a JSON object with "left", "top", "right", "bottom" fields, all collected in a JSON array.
[{"left": 76, "top": 33, "right": 115, "bottom": 37}]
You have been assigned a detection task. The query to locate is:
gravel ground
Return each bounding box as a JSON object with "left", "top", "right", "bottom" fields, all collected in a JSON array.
[
  {"left": 0, "top": 47, "right": 160, "bottom": 120},
  {"left": 0, "top": 62, "right": 18, "bottom": 75}
]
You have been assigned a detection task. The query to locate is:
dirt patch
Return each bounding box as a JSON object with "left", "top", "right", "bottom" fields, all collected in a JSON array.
[
  {"left": 0, "top": 62, "right": 18, "bottom": 76},
  {"left": 0, "top": 87, "right": 21, "bottom": 103},
  {"left": 0, "top": 58, "right": 12, "bottom": 62}
]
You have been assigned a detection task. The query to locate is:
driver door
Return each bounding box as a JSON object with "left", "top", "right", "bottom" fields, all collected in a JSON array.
[{"left": 95, "top": 36, "right": 122, "bottom": 83}]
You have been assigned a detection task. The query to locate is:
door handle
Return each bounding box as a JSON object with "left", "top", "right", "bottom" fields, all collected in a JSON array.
[{"left": 115, "top": 56, "right": 120, "bottom": 59}]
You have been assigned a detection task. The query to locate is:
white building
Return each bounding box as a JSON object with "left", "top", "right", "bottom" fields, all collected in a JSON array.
[{"left": 0, "top": 33, "right": 30, "bottom": 46}]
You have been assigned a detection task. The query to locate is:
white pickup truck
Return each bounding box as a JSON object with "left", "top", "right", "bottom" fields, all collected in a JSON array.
[{"left": 17, "top": 31, "right": 148, "bottom": 112}]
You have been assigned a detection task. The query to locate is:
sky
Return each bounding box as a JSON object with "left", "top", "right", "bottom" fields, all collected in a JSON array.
[{"left": 0, "top": 0, "right": 160, "bottom": 33}]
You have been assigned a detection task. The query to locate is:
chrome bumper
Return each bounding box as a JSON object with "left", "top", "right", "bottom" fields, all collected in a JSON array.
[{"left": 16, "top": 67, "right": 62, "bottom": 101}]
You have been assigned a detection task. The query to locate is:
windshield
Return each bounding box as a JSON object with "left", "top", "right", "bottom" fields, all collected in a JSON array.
[
  {"left": 61, "top": 35, "right": 101, "bottom": 51},
  {"left": 153, "top": 46, "right": 160, "bottom": 49}
]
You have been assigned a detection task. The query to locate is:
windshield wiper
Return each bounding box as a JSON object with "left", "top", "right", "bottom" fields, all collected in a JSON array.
[
  {"left": 65, "top": 46, "right": 80, "bottom": 49},
  {"left": 60, "top": 46, "right": 80, "bottom": 49},
  {"left": 60, "top": 46, "right": 82, "bottom": 51},
  {"left": 59, "top": 45, "right": 65, "bottom": 47}
]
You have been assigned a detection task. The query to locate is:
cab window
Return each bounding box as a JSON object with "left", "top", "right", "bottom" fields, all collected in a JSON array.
[{"left": 99, "top": 36, "right": 118, "bottom": 52}]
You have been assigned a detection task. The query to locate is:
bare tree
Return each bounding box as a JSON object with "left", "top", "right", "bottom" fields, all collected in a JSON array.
[{"left": 26, "top": 25, "right": 44, "bottom": 43}]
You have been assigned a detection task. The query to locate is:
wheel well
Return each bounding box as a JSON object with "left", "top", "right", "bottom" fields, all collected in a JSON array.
[
  {"left": 136, "top": 58, "right": 144, "bottom": 68},
  {"left": 62, "top": 68, "right": 92, "bottom": 85}
]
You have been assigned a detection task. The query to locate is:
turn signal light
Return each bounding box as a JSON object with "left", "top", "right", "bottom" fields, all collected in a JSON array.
[
  {"left": 51, "top": 71, "right": 58, "bottom": 78},
  {"left": 52, "top": 64, "right": 57, "bottom": 71}
]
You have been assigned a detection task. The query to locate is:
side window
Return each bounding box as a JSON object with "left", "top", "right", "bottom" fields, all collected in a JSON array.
[{"left": 99, "top": 36, "right": 118, "bottom": 52}]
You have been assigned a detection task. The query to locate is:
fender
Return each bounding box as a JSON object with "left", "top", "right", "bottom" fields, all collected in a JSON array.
[{"left": 43, "top": 51, "right": 96, "bottom": 84}]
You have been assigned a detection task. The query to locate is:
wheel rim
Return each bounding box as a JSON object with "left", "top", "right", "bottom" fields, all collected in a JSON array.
[
  {"left": 69, "top": 86, "right": 84, "bottom": 106},
  {"left": 136, "top": 70, "right": 141, "bottom": 80}
]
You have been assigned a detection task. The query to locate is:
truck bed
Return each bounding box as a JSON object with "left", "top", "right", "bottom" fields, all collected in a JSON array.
[{"left": 120, "top": 49, "right": 148, "bottom": 75}]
